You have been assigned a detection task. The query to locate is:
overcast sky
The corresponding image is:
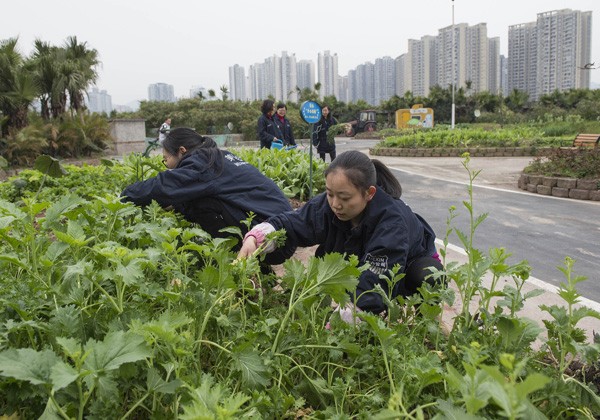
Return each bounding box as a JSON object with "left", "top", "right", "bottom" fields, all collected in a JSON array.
[{"left": 4, "top": 0, "right": 599, "bottom": 105}]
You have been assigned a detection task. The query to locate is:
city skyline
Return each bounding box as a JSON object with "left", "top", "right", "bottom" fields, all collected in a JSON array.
[
  {"left": 6, "top": 0, "right": 598, "bottom": 105},
  {"left": 227, "top": 11, "right": 591, "bottom": 107}
]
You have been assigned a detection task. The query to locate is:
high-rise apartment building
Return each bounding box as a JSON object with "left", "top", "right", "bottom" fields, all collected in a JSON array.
[
  {"left": 509, "top": 9, "right": 592, "bottom": 100},
  {"left": 244, "top": 52, "right": 299, "bottom": 103},
  {"left": 395, "top": 54, "right": 409, "bottom": 97},
  {"left": 374, "top": 56, "right": 396, "bottom": 104},
  {"left": 228, "top": 64, "right": 246, "bottom": 101},
  {"left": 465, "top": 23, "right": 489, "bottom": 93},
  {"left": 296, "top": 60, "right": 315, "bottom": 91},
  {"left": 148, "top": 83, "right": 175, "bottom": 102},
  {"left": 536, "top": 9, "right": 592, "bottom": 98},
  {"left": 317, "top": 50, "right": 339, "bottom": 99},
  {"left": 279, "top": 51, "right": 298, "bottom": 102},
  {"left": 488, "top": 37, "right": 501, "bottom": 94},
  {"left": 500, "top": 55, "right": 509, "bottom": 97},
  {"left": 407, "top": 36, "right": 436, "bottom": 97},
  {"left": 355, "top": 62, "right": 375, "bottom": 105},
  {"left": 508, "top": 22, "right": 537, "bottom": 97},
  {"left": 86, "top": 87, "right": 112, "bottom": 114}
]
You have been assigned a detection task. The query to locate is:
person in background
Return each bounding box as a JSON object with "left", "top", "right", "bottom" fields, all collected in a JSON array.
[
  {"left": 158, "top": 118, "right": 171, "bottom": 145},
  {"left": 312, "top": 105, "right": 337, "bottom": 162},
  {"left": 257, "top": 99, "right": 279, "bottom": 149},
  {"left": 237, "top": 150, "right": 444, "bottom": 315},
  {"left": 273, "top": 103, "right": 296, "bottom": 147},
  {"left": 122, "top": 128, "right": 293, "bottom": 260}
]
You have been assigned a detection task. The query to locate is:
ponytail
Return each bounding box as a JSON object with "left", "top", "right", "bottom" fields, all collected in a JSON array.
[
  {"left": 325, "top": 151, "right": 402, "bottom": 199},
  {"left": 372, "top": 159, "right": 402, "bottom": 198}
]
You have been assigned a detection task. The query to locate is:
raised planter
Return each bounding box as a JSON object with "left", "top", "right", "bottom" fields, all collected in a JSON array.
[{"left": 519, "top": 174, "right": 600, "bottom": 201}]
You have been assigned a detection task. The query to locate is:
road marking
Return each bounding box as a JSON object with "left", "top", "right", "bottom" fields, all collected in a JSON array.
[
  {"left": 435, "top": 239, "right": 600, "bottom": 313},
  {"left": 389, "top": 166, "right": 600, "bottom": 204}
]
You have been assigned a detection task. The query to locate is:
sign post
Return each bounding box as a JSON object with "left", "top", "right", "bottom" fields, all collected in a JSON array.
[{"left": 299, "top": 101, "right": 322, "bottom": 199}]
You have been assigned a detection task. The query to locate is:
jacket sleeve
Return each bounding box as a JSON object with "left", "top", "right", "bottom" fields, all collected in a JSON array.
[
  {"left": 354, "top": 217, "right": 412, "bottom": 314},
  {"left": 121, "top": 163, "right": 214, "bottom": 207},
  {"left": 267, "top": 194, "right": 329, "bottom": 257}
]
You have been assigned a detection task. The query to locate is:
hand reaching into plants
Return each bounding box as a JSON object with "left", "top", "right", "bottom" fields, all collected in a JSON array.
[
  {"left": 326, "top": 302, "right": 362, "bottom": 329},
  {"left": 237, "top": 222, "right": 277, "bottom": 260},
  {"left": 237, "top": 236, "right": 258, "bottom": 259}
]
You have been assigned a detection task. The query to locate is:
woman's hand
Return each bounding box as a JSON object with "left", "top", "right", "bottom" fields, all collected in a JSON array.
[{"left": 237, "top": 236, "right": 258, "bottom": 259}]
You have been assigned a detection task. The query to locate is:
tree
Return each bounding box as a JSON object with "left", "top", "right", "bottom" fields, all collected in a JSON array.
[
  {"left": 219, "top": 85, "right": 229, "bottom": 101},
  {"left": 0, "top": 38, "right": 38, "bottom": 136},
  {"left": 63, "top": 36, "right": 99, "bottom": 115},
  {"left": 208, "top": 89, "right": 216, "bottom": 100},
  {"left": 505, "top": 89, "right": 529, "bottom": 113}
]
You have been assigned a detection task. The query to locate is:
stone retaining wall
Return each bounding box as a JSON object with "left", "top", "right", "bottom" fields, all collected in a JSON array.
[
  {"left": 518, "top": 174, "right": 600, "bottom": 201},
  {"left": 371, "top": 146, "right": 543, "bottom": 157}
]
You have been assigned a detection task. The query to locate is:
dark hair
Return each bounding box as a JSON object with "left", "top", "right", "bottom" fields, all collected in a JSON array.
[
  {"left": 163, "top": 127, "right": 222, "bottom": 173},
  {"left": 324, "top": 151, "right": 402, "bottom": 199},
  {"left": 321, "top": 105, "right": 333, "bottom": 122},
  {"left": 276, "top": 103, "right": 286, "bottom": 110},
  {"left": 261, "top": 99, "right": 275, "bottom": 115}
]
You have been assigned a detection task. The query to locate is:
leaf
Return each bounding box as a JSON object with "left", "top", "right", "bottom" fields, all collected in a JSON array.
[
  {"left": 433, "top": 399, "right": 483, "bottom": 420},
  {"left": 515, "top": 373, "right": 551, "bottom": 397},
  {"left": 42, "top": 194, "right": 84, "bottom": 228},
  {"left": 146, "top": 367, "right": 183, "bottom": 394},
  {"left": 0, "top": 253, "right": 29, "bottom": 270},
  {"left": 50, "top": 361, "right": 79, "bottom": 391},
  {"left": 34, "top": 155, "right": 68, "bottom": 178},
  {"left": 306, "top": 253, "right": 361, "bottom": 304},
  {"left": 496, "top": 316, "right": 543, "bottom": 348},
  {"left": 83, "top": 330, "right": 151, "bottom": 372},
  {"left": 231, "top": 345, "right": 269, "bottom": 388},
  {"left": 0, "top": 348, "right": 61, "bottom": 386}
]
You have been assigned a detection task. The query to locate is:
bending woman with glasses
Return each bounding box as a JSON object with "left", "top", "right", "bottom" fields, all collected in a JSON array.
[{"left": 121, "top": 128, "right": 293, "bottom": 255}]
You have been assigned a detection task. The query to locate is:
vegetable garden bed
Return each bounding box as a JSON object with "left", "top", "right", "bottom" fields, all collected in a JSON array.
[{"left": 0, "top": 152, "right": 598, "bottom": 418}]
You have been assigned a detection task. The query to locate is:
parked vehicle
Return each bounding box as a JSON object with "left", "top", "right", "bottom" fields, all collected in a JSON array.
[{"left": 344, "top": 110, "right": 377, "bottom": 136}]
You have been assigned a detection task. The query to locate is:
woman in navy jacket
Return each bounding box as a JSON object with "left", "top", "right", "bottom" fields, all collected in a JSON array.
[
  {"left": 273, "top": 103, "right": 296, "bottom": 147},
  {"left": 256, "top": 99, "right": 279, "bottom": 149},
  {"left": 122, "top": 128, "right": 292, "bottom": 260},
  {"left": 312, "top": 105, "right": 337, "bottom": 162},
  {"left": 237, "top": 150, "right": 443, "bottom": 314}
]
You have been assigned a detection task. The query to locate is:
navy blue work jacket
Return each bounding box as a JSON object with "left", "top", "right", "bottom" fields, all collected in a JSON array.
[
  {"left": 312, "top": 116, "right": 337, "bottom": 153},
  {"left": 267, "top": 188, "right": 437, "bottom": 313},
  {"left": 273, "top": 116, "right": 296, "bottom": 146},
  {"left": 257, "top": 114, "right": 279, "bottom": 149},
  {"left": 122, "top": 150, "right": 292, "bottom": 230}
]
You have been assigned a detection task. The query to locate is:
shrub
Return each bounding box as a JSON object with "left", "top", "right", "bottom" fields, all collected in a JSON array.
[{"left": 524, "top": 148, "right": 600, "bottom": 179}]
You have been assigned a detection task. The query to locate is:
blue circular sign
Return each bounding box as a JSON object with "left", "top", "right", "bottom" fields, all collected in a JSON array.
[{"left": 300, "top": 101, "right": 322, "bottom": 124}]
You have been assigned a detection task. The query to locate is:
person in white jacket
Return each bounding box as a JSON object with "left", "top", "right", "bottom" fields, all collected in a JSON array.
[{"left": 158, "top": 118, "right": 171, "bottom": 145}]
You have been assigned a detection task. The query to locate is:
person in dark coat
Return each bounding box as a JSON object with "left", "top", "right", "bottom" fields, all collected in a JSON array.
[
  {"left": 257, "top": 99, "right": 279, "bottom": 149},
  {"left": 312, "top": 105, "right": 337, "bottom": 162},
  {"left": 273, "top": 103, "right": 296, "bottom": 147},
  {"left": 122, "top": 128, "right": 293, "bottom": 261},
  {"left": 237, "top": 150, "right": 443, "bottom": 314}
]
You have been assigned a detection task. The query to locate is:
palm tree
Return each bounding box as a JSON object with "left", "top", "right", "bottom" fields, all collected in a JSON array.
[
  {"left": 63, "top": 36, "right": 99, "bottom": 114},
  {"left": 29, "top": 39, "right": 64, "bottom": 120},
  {"left": 219, "top": 85, "right": 229, "bottom": 101},
  {"left": 208, "top": 89, "right": 216, "bottom": 101},
  {"left": 0, "top": 38, "right": 39, "bottom": 136}
]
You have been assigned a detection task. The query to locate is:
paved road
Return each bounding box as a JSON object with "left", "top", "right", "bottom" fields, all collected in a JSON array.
[{"left": 332, "top": 139, "right": 600, "bottom": 302}]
